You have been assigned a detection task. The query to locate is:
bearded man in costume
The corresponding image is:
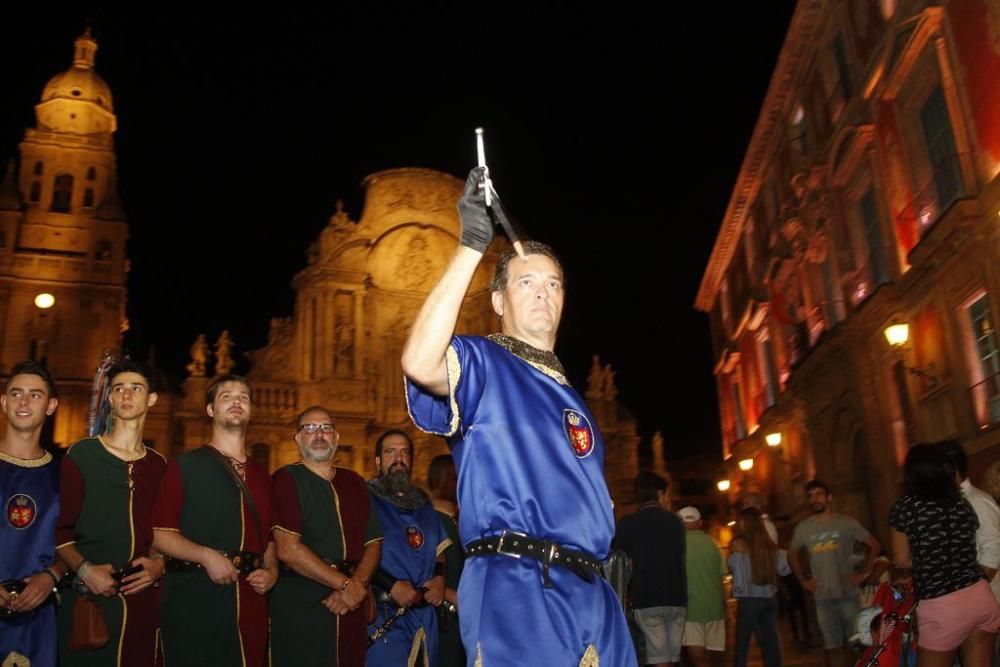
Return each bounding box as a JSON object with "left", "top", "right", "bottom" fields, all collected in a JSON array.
[{"left": 366, "top": 430, "right": 449, "bottom": 667}]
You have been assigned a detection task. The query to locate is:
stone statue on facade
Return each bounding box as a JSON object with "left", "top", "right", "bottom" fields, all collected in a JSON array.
[
  {"left": 586, "top": 355, "right": 604, "bottom": 399},
  {"left": 602, "top": 364, "right": 618, "bottom": 402},
  {"left": 186, "top": 334, "right": 210, "bottom": 377},
  {"left": 214, "top": 330, "right": 235, "bottom": 376},
  {"left": 335, "top": 322, "right": 354, "bottom": 377},
  {"left": 652, "top": 430, "right": 665, "bottom": 470}
]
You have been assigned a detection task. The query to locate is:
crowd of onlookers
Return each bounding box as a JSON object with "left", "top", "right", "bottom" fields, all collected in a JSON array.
[{"left": 615, "top": 440, "right": 1000, "bottom": 667}]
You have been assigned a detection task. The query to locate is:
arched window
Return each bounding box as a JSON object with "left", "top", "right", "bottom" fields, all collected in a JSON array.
[
  {"left": 33, "top": 162, "right": 43, "bottom": 176},
  {"left": 86, "top": 166, "right": 96, "bottom": 181},
  {"left": 83, "top": 188, "right": 94, "bottom": 208},
  {"left": 51, "top": 174, "right": 73, "bottom": 212},
  {"left": 94, "top": 238, "right": 112, "bottom": 260},
  {"left": 29, "top": 182, "right": 41, "bottom": 203},
  {"left": 94, "top": 239, "right": 113, "bottom": 261}
]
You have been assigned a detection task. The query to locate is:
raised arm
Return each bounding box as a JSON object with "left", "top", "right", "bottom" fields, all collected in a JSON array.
[{"left": 402, "top": 167, "right": 497, "bottom": 396}]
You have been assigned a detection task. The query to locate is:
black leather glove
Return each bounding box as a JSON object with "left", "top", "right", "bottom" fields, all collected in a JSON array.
[{"left": 457, "top": 167, "right": 494, "bottom": 253}]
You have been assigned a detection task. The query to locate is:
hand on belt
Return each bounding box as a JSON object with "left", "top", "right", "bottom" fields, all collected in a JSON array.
[
  {"left": 167, "top": 550, "right": 263, "bottom": 577},
  {"left": 465, "top": 531, "right": 603, "bottom": 588}
]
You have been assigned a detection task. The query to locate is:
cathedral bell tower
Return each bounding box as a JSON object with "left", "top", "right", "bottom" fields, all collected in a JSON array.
[{"left": 0, "top": 29, "right": 129, "bottom": 446}]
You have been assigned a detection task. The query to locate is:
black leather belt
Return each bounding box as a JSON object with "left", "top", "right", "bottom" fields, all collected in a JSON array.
[
  {"left": 465, "top": 531, "right": 603, "bottom": 588},
  {"left": 167, "top": 550, "right": 263, "bottom": 576}
]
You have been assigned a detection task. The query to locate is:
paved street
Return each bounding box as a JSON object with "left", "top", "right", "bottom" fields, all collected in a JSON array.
[{"left": 629, "top": 601, "right": 833, "bottom": 666}]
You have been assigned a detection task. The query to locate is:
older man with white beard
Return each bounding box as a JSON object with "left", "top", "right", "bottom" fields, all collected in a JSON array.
[{"left": 270, "top": 405, "right": 383, "bottom": 667}]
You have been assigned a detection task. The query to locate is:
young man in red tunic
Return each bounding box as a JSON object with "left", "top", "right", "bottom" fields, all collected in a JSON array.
[
  {"left": 56, "top": 359, "right": 168, "bottom": 666},
  {"left": 153, "top": 375, "right": 278, "bottom": 666}
]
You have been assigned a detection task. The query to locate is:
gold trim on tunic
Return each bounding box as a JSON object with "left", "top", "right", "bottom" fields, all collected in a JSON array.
[
  {"left": 579, "top": 644, "right": 599, "bottom": 666},
  {"left": 0, "top": 450, "right": 52, "bottom": 467},
  {"left": 402, "top": 343, "right": 462, "bottom": 438},
  {"left": 408, "top": 627, "right": 430, "bottom": 667},
  {"left": 435, "top": 537, "right": 453, "bottom": 557}
]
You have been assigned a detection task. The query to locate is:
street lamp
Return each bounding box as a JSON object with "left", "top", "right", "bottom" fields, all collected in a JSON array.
[
  {"left": 884, "top": 322, "right": 909, "bottom": 347},
  {"left": 738, "top": 458, "right": 754, "bottom": 471},
  {"left": 717, "top": 479, "right": 731, "bottom": 492},
  {"left": 765, "top": 432, "right": 782, "bottom": 447},
  {"left": 883, "top": 321, "right": 937, "bottom": 384},
  {"left": 34, "top": 293, "right": 55, "bottom": 309}
]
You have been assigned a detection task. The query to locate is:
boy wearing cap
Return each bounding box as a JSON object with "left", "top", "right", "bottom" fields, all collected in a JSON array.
[{"left": 678, "top": 506, "right": 727, "bottom": 667}]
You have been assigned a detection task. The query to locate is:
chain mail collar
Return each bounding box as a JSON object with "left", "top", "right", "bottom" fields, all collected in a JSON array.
[
  {"left": 367, "top": 476, "right": 430, "bottom": 511},
  {"left": 487, "top": 333, "right": 567, "bottom": 383}
]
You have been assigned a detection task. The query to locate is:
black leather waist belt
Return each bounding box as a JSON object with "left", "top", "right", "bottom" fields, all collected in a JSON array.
[
  {"left": 280, "top": 560, "right": 355, "bottom": 577},
  {"left": 167, "top": 550, "right": 263, "bottom": 576},
  {"left": 465, "top": 531, "right": 602, "bottom": 588}
]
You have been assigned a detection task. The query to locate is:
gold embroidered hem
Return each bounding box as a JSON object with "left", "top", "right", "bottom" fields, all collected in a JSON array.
[
  {"left": 401, "top": 344, "right": 462, "bottom": 437},
  {"left": 579, "top": 644, "right": 599, "bottom": 667},
  {"left": 471, "top": 642, "right": 599, "bottom": 666},
  {"left": 408, "top": 627, "right": 430, "bottom": 667},
  {"left": 487, "top": 334, "right": 569, "bottom": 385}
]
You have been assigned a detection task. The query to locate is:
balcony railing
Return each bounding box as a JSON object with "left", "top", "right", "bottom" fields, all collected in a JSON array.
[
  {"left": 253, "top": 383, "right": 299, "bottom": 413},
  {"left": 970, "top": 371, "right": 1000, "bottom": 429},
  {"left": 897, "top": 153, "right": 970, "bottom": 236}
]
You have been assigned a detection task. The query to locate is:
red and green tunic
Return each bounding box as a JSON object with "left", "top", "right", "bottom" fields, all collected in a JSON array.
[
  {"left": 270, "top": 463, "right": 382, "bottom": 667},
  {"left": 152, "top": 446, "right": 273, "bottom": 667},
  {"left": 56, "top": 437, "right": 167, "bottom": 667}
]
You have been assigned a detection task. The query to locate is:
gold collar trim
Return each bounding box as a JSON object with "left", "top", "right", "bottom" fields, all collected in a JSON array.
[
  {"left": 0, "top": 449, "right": 53, "bottom": 467},
  {"left": 487, "top": 334, "right": 568, "bottom": 385}
]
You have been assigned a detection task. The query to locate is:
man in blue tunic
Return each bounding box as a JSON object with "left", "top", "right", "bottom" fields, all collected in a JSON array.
[
  {"left": 367, "top": 430, "right": 450, "bottom": 667},
  {"left": 0, "top": 360, "right": 66, "bottom": 666},
  {"left": 402, "top": 168, "right": 637, "bottom": 666}
]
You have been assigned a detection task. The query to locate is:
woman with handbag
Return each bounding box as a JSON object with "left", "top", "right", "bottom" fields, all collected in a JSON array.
[{"left": 55, "top": 361, "right": 167, "bottom": 666}]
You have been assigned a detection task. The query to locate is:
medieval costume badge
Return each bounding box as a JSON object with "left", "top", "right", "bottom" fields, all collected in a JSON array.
[
  {"left": 563, "top": 409, "right": 595, "bottom": 459},
  {"left": 406, "top": 525, "right": 425, "bottom": 550},
  {"left": 6, "top": 493, "right": 37, "bottom": 529}
]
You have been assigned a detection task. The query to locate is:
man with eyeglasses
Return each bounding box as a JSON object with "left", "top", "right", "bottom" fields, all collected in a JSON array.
[
  {"left": 270, "top": 405, "right": 383, "bottom": 667},
  {"left": 366, "top": 429, "right": 450, "bottom": 667}
]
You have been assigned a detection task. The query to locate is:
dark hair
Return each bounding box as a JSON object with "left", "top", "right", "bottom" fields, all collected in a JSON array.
[
  {"left": 206, "top": 374, "right": 252, "bottom": 405},
  {"left": 295, "top": 404, "right": 334, "bottom": 429},
  {"left": 5, "top": 360, "right": 57, "bottom": 398},
  {"left": 490, "top": 240, "right": 564, "bottom": 292},
  {"left": 634, "top": 471, "right": 668, "bottom": 504},
  {"left": 375, "top": 429, "right": 413, "bottom": 459},
  {"left": 108, "top": 359, "right": 156, "bottom": 393},
  {"left": 805, "top": 479, "right": 830, "bottom": 495},
  {"left": 904, "top": 443, "right": 960, "bottom": 500},
  {"left": 937, "top": 440, "right": 967, "bottom": 479},
  {"left": 736, "top": 507, "right": 778, "bottom": 587},
  {"left": 427, "top": 454, "right": 455, "bottom": 491}
]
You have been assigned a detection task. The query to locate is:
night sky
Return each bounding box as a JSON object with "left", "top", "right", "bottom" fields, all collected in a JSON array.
[{"left": 1, "top": 6, "right": 796, "bottom": 460}]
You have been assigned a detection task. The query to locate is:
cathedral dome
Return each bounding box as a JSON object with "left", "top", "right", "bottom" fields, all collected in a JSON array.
[{"left": 40, "top": 29, "right": 113, "bottom": 112}]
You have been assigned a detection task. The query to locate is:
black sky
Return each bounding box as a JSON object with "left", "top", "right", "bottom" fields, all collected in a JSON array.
[{"left": 1, "top": 6, "right": 796, "bottom": 460}]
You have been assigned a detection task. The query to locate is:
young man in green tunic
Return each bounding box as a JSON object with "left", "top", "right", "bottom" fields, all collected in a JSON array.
[
  {"left": 152, "top": 375, "right": 279, "bottom": 666},
  {"left": 56, "top": 360, "right": 168, "bottom": 666},
  {"left": 271, "top": 405, "right": 383, "bottom": 666}
]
